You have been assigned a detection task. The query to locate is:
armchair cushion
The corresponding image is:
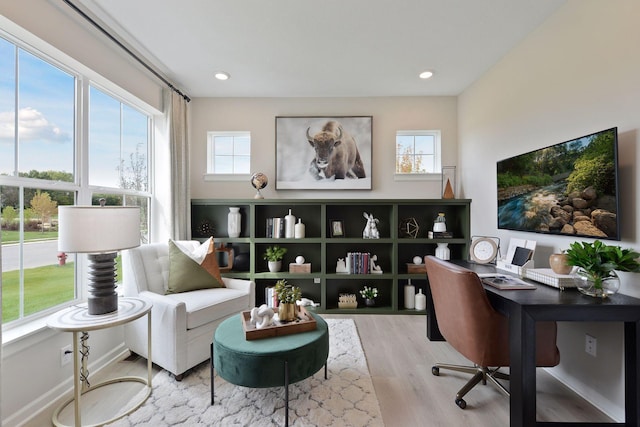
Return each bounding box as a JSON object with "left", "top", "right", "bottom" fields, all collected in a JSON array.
[{"left": 167, "top": 239, "right": 224, "bottom": 294}]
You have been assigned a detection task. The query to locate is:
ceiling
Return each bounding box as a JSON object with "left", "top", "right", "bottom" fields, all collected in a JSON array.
[{"left": 76, "top": 0, "right": 566, "bottom": 98}]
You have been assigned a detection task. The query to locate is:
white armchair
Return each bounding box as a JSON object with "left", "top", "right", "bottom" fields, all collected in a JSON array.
[{"left": 122, "top": 241, "right": 255, "bottom": 379}]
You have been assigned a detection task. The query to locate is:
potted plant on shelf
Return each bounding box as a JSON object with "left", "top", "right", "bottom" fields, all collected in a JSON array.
[
  {"left": 274, "top": 279, "right": 301, "bottom": 321},
  {"left": 565, "top": 240, "right": 640, "bottom": 298},
  {"left": 360, "top": 285, "right": 379, "bottom": 307},
  {"left": 264, "top": 245, "right": 287, "bottom": 272}
]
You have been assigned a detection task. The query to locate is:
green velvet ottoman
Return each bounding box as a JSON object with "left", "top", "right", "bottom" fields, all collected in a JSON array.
[{"left": 211, "top": 311, "right": 329, "bottom": 426}]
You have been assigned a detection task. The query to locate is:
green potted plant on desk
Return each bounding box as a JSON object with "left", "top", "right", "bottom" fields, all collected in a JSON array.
[
  {"left": 264, "top": 245, "right": 287, "bottom": 272},
  {"left": 274, "top": 279, "right": 301, "bottom": 321},
  {"left": 565, "top": 240, "right": 640, "bottom": 298}
]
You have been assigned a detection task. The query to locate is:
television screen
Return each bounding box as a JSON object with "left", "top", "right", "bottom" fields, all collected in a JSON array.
[{"left": 497, "top": 127, "right": 620, "bottom": 240}]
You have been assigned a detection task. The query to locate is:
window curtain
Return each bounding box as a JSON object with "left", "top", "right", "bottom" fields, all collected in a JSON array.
[{"left": 168, "top": 90, "right": 190, "bottom": 240}]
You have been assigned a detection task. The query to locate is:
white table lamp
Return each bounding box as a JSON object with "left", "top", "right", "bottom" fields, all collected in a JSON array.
[{"left": 58, "top": 203, "right": 140, "bottom": 315}]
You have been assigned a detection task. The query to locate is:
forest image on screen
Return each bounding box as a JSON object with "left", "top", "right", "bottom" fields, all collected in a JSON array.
[{"left": 497, "top": 128, "right": 619, "bottom": 240}]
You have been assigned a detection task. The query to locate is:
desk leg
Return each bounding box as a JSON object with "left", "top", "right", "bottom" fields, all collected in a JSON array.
[
  {"left": 509, "top": 307, "right": 537, "bottom": 427},
  {"left": 624, "top": 321, "right": 639, "bottom": 427}
]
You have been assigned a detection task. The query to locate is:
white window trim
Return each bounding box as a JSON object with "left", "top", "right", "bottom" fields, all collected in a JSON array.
[
  {"left": 206, "top": 131, "right": 251, "bottom": 178},
  {"left": 394, "top": 130, "right": 442, "bottom": 178}
]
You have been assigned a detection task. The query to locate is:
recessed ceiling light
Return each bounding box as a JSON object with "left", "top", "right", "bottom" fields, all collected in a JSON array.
[
  {"left": 214, "top": 71, "right": 230, "bottom": 81},
  {"left": 419, "top": 70, "right": 434, "bottom": 79}
]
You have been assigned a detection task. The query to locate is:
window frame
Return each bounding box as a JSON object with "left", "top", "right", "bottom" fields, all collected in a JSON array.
[
  {"left": 394, "top": 130, "right": 442, "bottom": 181},
  {"left": 204, "top": 131, "right": 251, "bottom": 181},
  {"left": 0, "top": 29, "right": 154, "bottom": 334}
]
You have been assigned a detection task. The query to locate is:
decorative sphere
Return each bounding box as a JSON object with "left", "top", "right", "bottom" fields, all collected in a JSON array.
[
  {"left": 413, "top": 256, "right": 423, "bottom": 265},
  {"left": 296, "top": 255, "right": 305, "bottom": 265},
  {"left": 251, "top": 172, "right": 268, "bottom": 190}
]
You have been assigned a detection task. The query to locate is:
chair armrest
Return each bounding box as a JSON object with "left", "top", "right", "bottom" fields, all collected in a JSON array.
[
  {"left": 222, "top": 277, "right": 254, "bottom": 292},
  {"left": 135, "top": 290, "right": 186, "bottom": 313},
  {"left": 222, "top": 278, "right": 256, "bottom": 307}
]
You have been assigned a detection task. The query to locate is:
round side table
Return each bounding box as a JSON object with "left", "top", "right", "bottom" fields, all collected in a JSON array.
[{"left": 47, "top": 297, "right": 152, "bottom": 427}]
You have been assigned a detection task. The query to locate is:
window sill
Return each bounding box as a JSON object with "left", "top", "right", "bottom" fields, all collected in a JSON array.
[
  {"left": 2, "top": 315, "right": 58, "bottom": 358},
  {"left": 203, "top": 173, "right": 252, "bottom": 182},
  {"left": 394, "top": 173, "right": 441, "bottom": 181}
]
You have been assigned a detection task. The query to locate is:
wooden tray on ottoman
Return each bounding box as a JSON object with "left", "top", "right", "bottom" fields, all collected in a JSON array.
[{"left": 241, "top": 306, "right": 317, "bottom": 340}]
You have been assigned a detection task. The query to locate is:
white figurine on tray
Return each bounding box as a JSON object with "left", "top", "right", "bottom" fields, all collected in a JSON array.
[{"left": 250, "top": 304, "right": 274, "bottom": 329}]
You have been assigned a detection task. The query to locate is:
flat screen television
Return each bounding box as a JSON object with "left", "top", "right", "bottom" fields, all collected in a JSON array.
[{"left": 497, "top": 127, "right": 620, "bottom": 240}]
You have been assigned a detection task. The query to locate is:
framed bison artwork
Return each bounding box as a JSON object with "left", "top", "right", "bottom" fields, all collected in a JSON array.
[{"left": 275, "top": 116, "right": 372, "bottom": 190}]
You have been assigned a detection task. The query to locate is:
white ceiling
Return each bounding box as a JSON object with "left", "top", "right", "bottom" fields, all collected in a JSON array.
[{"left": 76, "top": 0, "right": 566, "bottom": 98}]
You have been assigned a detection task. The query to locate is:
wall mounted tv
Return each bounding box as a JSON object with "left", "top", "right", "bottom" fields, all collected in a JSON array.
[{"left": 497, "top": 127, "right": 620, "bottom": 240}]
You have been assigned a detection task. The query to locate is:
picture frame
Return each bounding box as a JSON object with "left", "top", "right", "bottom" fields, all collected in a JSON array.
[
  {"left": 330, "top": 220, "right": 345, "bottom": 237},
  {"left": 275, "top": 116, "right": 372, "bottom": 190}
]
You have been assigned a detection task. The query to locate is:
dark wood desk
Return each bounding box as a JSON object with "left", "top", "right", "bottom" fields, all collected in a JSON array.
[{"left": 425, "top": 261, "right": 640, "bottom": 427}]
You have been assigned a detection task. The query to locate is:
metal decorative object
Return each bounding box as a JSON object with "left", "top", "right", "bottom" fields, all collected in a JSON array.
[{"left": 399, "top": 217, "right": 419, "bottom": 238}]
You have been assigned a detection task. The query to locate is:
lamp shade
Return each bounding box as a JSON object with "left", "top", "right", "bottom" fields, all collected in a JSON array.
[{"left": 58, "top": 206, "right": 141, "bottom": 253}]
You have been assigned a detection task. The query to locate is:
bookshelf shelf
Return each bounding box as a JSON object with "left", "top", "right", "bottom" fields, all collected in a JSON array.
[{"left": 191, "top": 198, "right": 471, "bottom": 314}]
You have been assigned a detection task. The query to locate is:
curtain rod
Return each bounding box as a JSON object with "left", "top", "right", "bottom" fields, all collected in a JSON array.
[{"left": 62, "top": 0, "right": 191, "bottom": 102}]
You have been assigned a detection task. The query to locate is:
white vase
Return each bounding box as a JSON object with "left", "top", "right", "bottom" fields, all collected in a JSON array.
[
  {"left": 285, "top": 209, "right": 296, "bottom": 238},
  {"left": 294, "top": 218, "right": 305, "bottom": 239},
  {"left": 404, "top": 280, "right": 415, "bottom": 309},
  {"left": 435, "top": 243, "right": 450, "bottom": 260},
  {"left": 415, "top": 289, "right": 426, "bottom": 310},
  {"left": 228, "top": 207, "right": 241, "bottom": 238}
]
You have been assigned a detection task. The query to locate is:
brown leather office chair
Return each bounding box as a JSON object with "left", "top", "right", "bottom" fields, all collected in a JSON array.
[{"left": 424, "top": 256, "right": 560, "bottom": 409}]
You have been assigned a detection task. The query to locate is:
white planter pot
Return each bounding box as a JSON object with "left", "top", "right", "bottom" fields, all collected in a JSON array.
[{"left": 268, "top": 260, "right": 281, "bottom": 272}]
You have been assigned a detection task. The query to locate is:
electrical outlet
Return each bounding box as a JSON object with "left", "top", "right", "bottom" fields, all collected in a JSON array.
[
  {"left": 585, "top": 334, "right": 597, "bottom": 357},
  {"left": 61, "top": 345, "right": 73, "bottom": 366}
]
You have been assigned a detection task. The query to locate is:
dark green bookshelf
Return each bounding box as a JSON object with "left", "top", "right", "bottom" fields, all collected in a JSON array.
[{"left": 191, "top": 198, "right": 471, "bottom": 314}]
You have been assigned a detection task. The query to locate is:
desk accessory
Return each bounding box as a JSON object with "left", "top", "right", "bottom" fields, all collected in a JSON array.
[
  {"left": 469, "top": 236, "right": 500, "bottom": 264},
  {"left": 524, "top": 268, "right": 576, "bottom": 290}
]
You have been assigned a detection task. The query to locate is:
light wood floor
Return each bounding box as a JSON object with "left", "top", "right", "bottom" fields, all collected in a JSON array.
[{"left": 40, "top": 314, "right": 612, "bottom": 426}]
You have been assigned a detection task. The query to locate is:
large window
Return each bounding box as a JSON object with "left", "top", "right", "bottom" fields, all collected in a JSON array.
[
  {"left": 0, "top": 34, "right": 152, "bottom": 327},
  {"left": 395, "top": 130, "right": 441, "bottom": 174}
]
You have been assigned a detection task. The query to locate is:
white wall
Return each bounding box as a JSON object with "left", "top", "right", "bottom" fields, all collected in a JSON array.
[
  {"left": 190, "top": 97, "right": 458, "bottom": 200},
  {"left": 458, "top": 0, "right": 640, "bottom": 421}
]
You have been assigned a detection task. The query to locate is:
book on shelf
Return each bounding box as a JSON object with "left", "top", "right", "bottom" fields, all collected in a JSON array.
[
  {"left": 264, "top": 287, "right": 279, "bottom": 308},
  {"left": 428, "top": 231, "right": 453, "bottom": 239},
  {"left": 480, "top": 274, "right": 537, "bottom": 290},
  {"left": 345, "top": 252, "right": 370, "bottom": 274},
  {"left": 524, "top": 268, "right": 576, "bottom": 289},
  {"left": 265, "top": 218, "right": 284, "bottom": 238}
]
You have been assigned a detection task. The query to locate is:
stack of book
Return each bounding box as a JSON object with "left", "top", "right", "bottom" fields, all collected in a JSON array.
[
  {"left": 265, "top": 218, "right": 284, "bottom": 238},
  {"left": 264, "top": 287, "right": 279, "bottom": 308},
  {"left": 345, "top": 252, "right": 371, "bottom": 274}
]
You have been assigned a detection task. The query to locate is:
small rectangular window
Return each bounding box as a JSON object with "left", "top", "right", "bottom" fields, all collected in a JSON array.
[
  {"left": 206, "top": 131, "right": 251, "bottom": 177},
  {"left": 395, "top": 130, "right": 441, "bottom": 174}
]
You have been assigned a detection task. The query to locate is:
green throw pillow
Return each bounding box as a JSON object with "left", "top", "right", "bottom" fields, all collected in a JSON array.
[{"left": 167, "top": 240, "right": 224, "bottom": 294}]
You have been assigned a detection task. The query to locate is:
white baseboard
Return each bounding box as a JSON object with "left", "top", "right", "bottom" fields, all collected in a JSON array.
[{"left": 4, "top": 345, "right": 131, "bottom": 427}]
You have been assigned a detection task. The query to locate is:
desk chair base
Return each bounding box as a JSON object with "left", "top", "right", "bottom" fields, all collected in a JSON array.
[{"left": 432, "top": 363, "right": 509, "bottom": 409}]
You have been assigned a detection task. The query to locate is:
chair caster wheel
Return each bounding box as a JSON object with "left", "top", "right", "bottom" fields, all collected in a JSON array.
[
  {"left": 455, "top": 398, "right": 467, "bottom": 409},
  {"left": 432, "top": 366, "right": 439, "bottom": 376}
]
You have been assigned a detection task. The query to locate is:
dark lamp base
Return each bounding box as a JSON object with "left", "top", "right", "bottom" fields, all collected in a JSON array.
[{"left": 87, "top": 252, "right": 118, "bottom": 315}]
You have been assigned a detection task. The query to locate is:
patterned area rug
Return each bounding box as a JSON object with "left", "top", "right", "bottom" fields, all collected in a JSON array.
[{"left": 109, "top": 318, "right": 383, "bottom": 426}]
